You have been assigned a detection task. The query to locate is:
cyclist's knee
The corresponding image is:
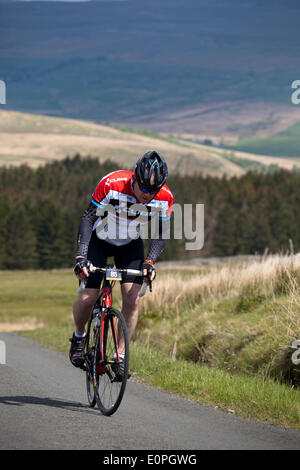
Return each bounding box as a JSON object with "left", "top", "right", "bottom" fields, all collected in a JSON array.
[
  {"left": 122, "top": 285, "right": 140, "bottom": 310},
  {"left": 78, "top": 289, "right": 99, "bottom": 309}
]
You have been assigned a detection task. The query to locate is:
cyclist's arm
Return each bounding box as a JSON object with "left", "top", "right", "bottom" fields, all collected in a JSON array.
[
  {"left": 146, "top": 186, "right": 173, "bottom": 264},
  {"left": 76, "top": 175, "right": 111, "bottom": 260},
  {"left": 76, "top": 202, "right": 98, "bottom": 259},
  {"left": 146, "top": 187, "right": 173, "bottom": 264},
  {"left": 145, "top": 218, "right": 168, "bottom": 263},
  {"left": 142, "top": 219, "right": 168, "bottom": 284}
]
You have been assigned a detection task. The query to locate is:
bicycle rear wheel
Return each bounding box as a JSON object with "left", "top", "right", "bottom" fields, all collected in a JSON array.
[{"left": 93, "top": 307, "right": 129, "bottom": 416}]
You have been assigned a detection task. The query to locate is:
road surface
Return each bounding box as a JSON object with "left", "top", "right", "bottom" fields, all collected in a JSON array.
[{"left": 0, "top": 332, "right": 299, "bottom": 450}]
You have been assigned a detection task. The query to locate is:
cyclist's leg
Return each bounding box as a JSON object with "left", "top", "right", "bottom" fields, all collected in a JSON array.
[
  {"left": 115, "top": 238, "right": 144, "bottom": 353},
  {"left": 73, "top": 288, "right": 99, "bottom": 335},
  {"left": 73, "top": 233, "right": 109, "bottom": 335},
  {"left": 119, "top": 282, "right": 141, "bottom": 351}
]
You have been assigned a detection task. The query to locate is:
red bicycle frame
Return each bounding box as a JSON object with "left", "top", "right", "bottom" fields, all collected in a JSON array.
[{"left": 100, "top": 283, "right": 120, "bottom": 364}]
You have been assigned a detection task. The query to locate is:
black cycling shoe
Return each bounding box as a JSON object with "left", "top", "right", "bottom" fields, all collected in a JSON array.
[
  {"left": 112, "top": 359, "right": 131, "bottom": 382},
  {"left": 69, "top": 333, "right": 86, "bottom": 368}
]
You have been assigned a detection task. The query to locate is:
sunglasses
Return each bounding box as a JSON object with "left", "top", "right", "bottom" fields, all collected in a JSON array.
[{"left": 138, "top": 183, "right": 158, "bottom": 195}]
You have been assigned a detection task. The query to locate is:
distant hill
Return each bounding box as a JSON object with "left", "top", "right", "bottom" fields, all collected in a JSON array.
[
  {"left": 1, "top": 110, "right": 300, "bottom": 175},
  {"left": 0, "top": 110, "right": 242, "bottom": 176},
  {"left": 1, "top": 0, "right": 300, "bottom": 141}
]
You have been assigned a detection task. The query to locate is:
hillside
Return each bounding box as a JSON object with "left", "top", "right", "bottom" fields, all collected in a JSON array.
[
  {"left": 1, "top": 110, "right": 300, "bottom": 175},
  {"left": 1, "top": 0, "right": 300, "bottom": 140},
  {"left": 0, "top": 110, "right": 241, "bottom": 176}
]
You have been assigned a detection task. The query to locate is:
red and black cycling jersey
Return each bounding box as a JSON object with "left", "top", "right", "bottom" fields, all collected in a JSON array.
[{"left": 76, "top": 170, "right": 174, "bottom": 262}]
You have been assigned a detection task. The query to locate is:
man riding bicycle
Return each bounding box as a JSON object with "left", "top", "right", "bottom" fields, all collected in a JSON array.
[{"left": 69, "top": 150, "right": 174, "bottom": 377}]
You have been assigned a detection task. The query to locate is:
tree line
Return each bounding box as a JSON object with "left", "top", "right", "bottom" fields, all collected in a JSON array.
[{"left": 0, "top": 154, "right": 299, "bottom": 269}]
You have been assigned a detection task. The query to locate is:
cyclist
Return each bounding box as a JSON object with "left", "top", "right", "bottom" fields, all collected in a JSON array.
[{"left": 69, "top": 150, "right": 174, "bottom": 377}]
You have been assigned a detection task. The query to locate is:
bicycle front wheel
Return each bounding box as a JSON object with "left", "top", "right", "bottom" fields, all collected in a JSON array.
[
  {"left": 84, "top": 317, "right": 96, "bottom": 408},
  {"left": 93, "top": 307, "right": 129, "bottom": 416}
]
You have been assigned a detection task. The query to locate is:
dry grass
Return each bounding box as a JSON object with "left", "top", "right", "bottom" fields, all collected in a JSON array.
[
  {"left": 0, "top": 318, "right": 45, "bottom": 332},
  {"left": 265, "top": 272, "right": 300, "bottom": 382},
  {"left": 136, "top": 253, "right": 300, "bottom": 385},
  {"left": 139, "top": 253, "right": 300, "bottom": 315}
]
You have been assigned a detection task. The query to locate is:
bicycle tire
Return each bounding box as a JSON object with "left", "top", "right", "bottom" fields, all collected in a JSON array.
[
  {"left": 93, "top": 307, "right": 129, "bottom": 416},
  {"left": 84, "top": 317, "right": 96, "bottom": 408}
]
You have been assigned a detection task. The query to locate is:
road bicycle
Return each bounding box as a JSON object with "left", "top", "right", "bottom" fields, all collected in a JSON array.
[{"left": 78, "top": 266, "right": 148, "bottom": 416}]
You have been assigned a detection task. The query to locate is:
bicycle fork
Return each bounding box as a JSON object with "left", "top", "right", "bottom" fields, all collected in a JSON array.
[{"left": 95, "top": 285, "right": 121, "bottom": 380}]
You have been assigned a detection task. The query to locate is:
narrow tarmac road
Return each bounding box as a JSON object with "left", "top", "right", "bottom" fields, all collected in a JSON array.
[{"left": 0, "top": 332, "right": 299, "bottom": 450}]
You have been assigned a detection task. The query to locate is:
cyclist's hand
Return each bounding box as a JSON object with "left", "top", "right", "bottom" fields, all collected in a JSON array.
[
  {"left": 142, "top": 259, "right": 156, "bottom": 284},
  {"left": 74, "top": 258, "right": 93, "bottom": 281}
]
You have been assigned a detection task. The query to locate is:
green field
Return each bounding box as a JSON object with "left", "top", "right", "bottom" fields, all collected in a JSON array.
[
  {"left": 1, "top": 258, "right": 299, "bottom": 430},
  {"left": 229, "top": 121, "right": 300, "bottom": 159},
  {"left": 231, "top": 136, "right": 300, "bottom": 159}
]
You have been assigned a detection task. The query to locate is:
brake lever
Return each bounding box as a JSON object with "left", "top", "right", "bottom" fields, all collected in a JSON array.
[{"left": 138, "top": 282, "right": 148, "bottom": 297}]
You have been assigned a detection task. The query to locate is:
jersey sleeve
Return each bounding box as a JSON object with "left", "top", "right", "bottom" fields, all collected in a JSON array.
[
  {"left": 159, "top": 187, "right": 174, "bottom": 221},
  {"left": 91, "top": 173, "right": 111, "bottom": 208},
  {"left": 76, "top": 202, "right": 98, "bottom": 259}
]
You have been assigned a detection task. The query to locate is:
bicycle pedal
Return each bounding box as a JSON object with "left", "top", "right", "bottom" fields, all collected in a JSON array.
[{"left": 112, "top": 371, "right": 131, "bottom": 382}]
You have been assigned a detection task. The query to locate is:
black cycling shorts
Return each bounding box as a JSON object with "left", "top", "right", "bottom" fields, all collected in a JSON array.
[{"left": 84, "top": 232, "right": 144, "bottom": 289}]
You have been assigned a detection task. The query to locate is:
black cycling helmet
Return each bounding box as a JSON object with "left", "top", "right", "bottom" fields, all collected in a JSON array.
[{"left": 135, "top": 151, "right": 168, "bottom": 192}]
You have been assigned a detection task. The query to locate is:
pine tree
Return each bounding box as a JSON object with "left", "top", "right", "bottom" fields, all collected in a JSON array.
[{"left": 5, "top": 202, "right": 38, "bottom": 269}]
